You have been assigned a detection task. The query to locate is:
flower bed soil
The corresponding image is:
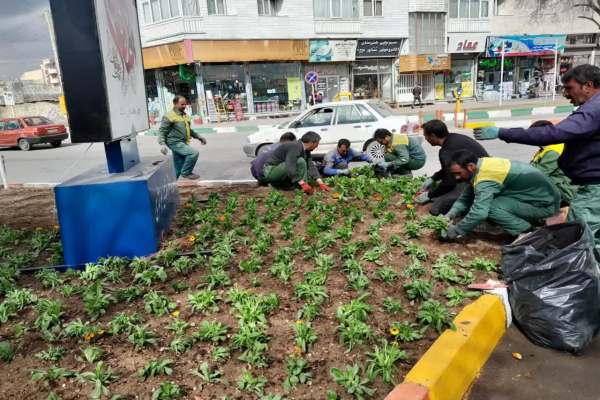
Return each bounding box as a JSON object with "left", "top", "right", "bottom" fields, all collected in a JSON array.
[{"left": 0, "top": 178, "right": 504, "bottom": 400}]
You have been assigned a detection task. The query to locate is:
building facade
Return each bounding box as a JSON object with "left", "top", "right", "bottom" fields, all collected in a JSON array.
[{"left": 138, "top": 0, "right": 410, "bottom": 122}]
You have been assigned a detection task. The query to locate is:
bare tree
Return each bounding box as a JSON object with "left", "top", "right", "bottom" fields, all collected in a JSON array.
[{"left": 573, "top": 0, "right": 600, "bottom": 29}]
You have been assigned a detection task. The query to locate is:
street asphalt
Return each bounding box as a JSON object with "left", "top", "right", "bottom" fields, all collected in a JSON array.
[{"left": 0, "top": 114, "right": 555, "bottom": 185}]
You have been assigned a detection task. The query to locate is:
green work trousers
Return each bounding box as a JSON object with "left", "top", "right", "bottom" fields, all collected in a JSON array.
[
  {"left": 487, "top": 196, "right": 557, "bottom": 236},
  {"left": 168, "top": 141, "right": 199, "bottom": 178},
  {"left": 567, "top": 184, "right": 600, "bottom": 260},
  {"left": 263, "top": 158, "right": 307, "bottom": 189},
  {"left": 384, "top": 154, "right": 426, "bottom": 176}
]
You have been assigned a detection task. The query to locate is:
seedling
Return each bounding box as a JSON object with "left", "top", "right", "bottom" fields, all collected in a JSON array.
[
  {"left": 169, "top": 336, "right": 193, "bottom": 355},
  {"left": 172, "top": 256, "right": 198, "bottom": 275},
  {"left": 191, "top": 361, "right": 222, "bottom": 384},
  {"left": 367, "top": 340, "right": 408, "bottom": 384},
  {"left": 139, "top": 359, "right": 173, "bottom": 381},
  {"left": 187, "top": 289, "right": 220, "bottom": 314},
  {"left": 35, "top": 345, "right": 67, "bottom": 361},
  {"left": 294, "top": 283, "right": 328, "bottom": 304},
  {"left": 283, "top": 357, "right": 312, "bottom": 392},
  {"left": 81, "top": 347, "right": 104, "bottom": 364},
  {"left": 469, "top": 257, "right": 498, "bottom": 272},
  {"left": 237, "top": 369, "right": 268, "bottom": 396},
  {"left": 0, "top": 341, "right": 15, "bottom": 362},
  {"left": 338, "top": 318, "right": 373, "bottom": 352},
  {"left": 211, "top": 346, "right": 231, "bottom": 363},
  {"left": 128, "top": 325, "right": 157, "bottom": 350},
  {"left": 270, "top": 261, "right": 294, "bottom": 283},
  {"left": 444, "top": 287, "right": 480, "bottom": 307},
  {"left": 404, "top": 222, "right": 421, "bottom": 239},
  {"left": 420, "top": 215, "right": 449, "bottom": 234},
  {"left": 403, "top": 279, "right": 433, "bottom": 302},
  {"left": 330, "top": 364, "right": 374, "bottom": 400},
  {"left": 194, "top": 321, "right": 229, "bottom": 343},
  {"left": 403, "top": 242, "right": 429, "bottom": 261},
  {"left": 373, "top": 266, "right": 399, "bottom": 284},
  {"left": 83, "top": 283, "right": 114, "bottom": 320},
  {"left": 169, "top": 319, "right": 190, "bottom": 336},
  {"left": 294, "top": 320, "right": 317, "bottom": 353},
  {"left": 134, "top": 265, "right": 168, "bottom": 286},
  {"left": 108, "top": 312, "right": 141, "bottom": 335},
  {"left": 144, "top": 291, "right": 176, "bottom": 316},
  {"left": 389, "top": 321, "right": 423, "bottom": 343},
  {"left": 152, "top": 381, "right": 185, "bottom": 400},
  {"left": 381, "top": 297, "right": 404, "bottom": 315},
  {"left": 31, "top": 367, "right": 74, "bottom": 386},
  {"left": 403, "top": 258, "right": 426, "bottom": 279},
  {"left": 296, "top": 303, "right": 320, "bottom": 322},
  {"left": 417, "top": 300, "right": 454, "bottom": 333},
  {"left": 78, "top": 361, "right": 119, "bottom": 399}
]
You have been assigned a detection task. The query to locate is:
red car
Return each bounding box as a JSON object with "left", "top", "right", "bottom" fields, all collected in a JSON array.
[{"left": 0, "top": 116, "right": 69, "bottom": 151}]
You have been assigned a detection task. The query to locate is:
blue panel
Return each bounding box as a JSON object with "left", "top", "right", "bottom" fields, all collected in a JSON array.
[
  {"left": 55, "top": 159, "right": 178, "bottom": 266},
  {"left": 104, "top": 136, "right": 141, "bottom": 174}
]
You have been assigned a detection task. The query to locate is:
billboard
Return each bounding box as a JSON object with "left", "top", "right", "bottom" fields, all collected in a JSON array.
[
  {"left": 486, "top": 35, "right": 567, "bottom": 57},
  {"left": 309, "top": 40, "right": 357, "bottom": 62},
  {"left": 355, "top": 39, "right": 402, "bottom": 58},
  {"left": 50, "top": 0, "right": 149, "bottom": 143}
]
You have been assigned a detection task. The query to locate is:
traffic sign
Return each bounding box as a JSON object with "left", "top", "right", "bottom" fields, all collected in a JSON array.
[{"left": 305, "top": 71, "right": 319, "bottom": 85}]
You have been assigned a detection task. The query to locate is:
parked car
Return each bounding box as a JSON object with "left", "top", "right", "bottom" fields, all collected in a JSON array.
[
  {"left": 243, "top": 100, "right": 420, "bottom": 160},
  {"left": 0, "top": 116, "right": 69, "bottom": 151}
]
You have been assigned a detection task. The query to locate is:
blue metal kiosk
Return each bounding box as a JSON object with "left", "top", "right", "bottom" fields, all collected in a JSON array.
[{"left": 50, "top": 0, "right": 178, "bottom": 266}]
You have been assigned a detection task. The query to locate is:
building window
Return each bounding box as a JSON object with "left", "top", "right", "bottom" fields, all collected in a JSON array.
[
  {"left": 182, "top": 0, "right": 201, "bottom": 15},
  {"left": 141, "top": 0, "right": 197, "bottom": 24},
  {"left": 363, "top": 0, "right": 382, "bottom": 16},
  {"left": 207, "top": 0, "right": 227, "bottom": 15},
  {"left": 314, "top": 0, "right": 359, "bottom": 19},
  {"left": 258, "top": 0, "right": 282, "bottom": 15},
  {"left": 409, "top": 12, "right": 445, "bottom": 54},
  {"left": 449, "top": 0, "right": 489, "bottom": 18}
]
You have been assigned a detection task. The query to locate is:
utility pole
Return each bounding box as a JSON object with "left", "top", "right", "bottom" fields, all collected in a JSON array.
[{"left": 43, "top": 9, "right": 62, "bottom": 86}]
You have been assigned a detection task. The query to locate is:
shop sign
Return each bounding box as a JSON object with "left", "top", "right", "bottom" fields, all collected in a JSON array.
[
  {"left": 287, "top": 77, "right": 303, "bottom": 101},
  {"left": 192, "top": 40, "right": 309, "bottom": 62},
  {"left": 309, "top": 40, "right": 357, "bottom": 62},
  {"left": 486, "top": 35, "right": 567, "bottom": 57},
  {"left": 399, "top": 54, "right": 451, "bottom": 73},
  {"left": 448, "top": 34, "right": 487, "bottom": 53},
  {"left": 356, "top": 39, "right": 402, "bottom": 58},
  {"left": 353, "top": 62, "right": 390, "bottom": 74}
]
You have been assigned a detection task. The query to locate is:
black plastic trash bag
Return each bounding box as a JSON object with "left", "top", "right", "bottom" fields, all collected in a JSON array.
[{"left": 502, "top": 222, "right": 600, "bottom": 353}]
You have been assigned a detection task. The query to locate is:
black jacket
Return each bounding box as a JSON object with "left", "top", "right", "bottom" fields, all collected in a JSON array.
[{"left": 429, "top": 133, "right": 489, "bottom": 198}]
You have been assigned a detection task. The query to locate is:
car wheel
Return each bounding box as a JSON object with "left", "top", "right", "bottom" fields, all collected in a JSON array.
[
  {"left": 364, "top": 139, "right": 386, "bottom": 163},
  {"left": 18, "top": 139, "right": 31, "bottom": 151},
  {"left": 50, "top": 141, "right": 62, "bottom": 148},
  {"left": 256, "top": 143, "right": 273, "bottom": 156}
]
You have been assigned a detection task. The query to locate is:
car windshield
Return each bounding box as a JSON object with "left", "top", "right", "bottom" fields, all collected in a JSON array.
[
  {"left": 368, "top": 101, "right": 394, "bottom": 118},
  {"left": 24, "top": 117, "right": 52, "bottom": 126}
]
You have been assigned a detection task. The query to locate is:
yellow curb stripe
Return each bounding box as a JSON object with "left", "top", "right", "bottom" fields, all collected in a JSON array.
[
  {"left": 404, "top": 294, "right": 507, "bottom": 400},
  {"left": 464, "top": 121, "right": 496, "bottom": 129}
]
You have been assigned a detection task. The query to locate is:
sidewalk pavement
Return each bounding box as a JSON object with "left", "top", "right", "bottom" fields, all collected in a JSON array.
[{"left": 466, "top": 326, "right": 600, "bottom": 400}]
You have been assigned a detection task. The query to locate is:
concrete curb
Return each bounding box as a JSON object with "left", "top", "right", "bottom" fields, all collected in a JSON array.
[
  {"left": 385, "top": 294, "right": 507, "bottom": 400},
  {"left": 425, "top": 104, "right": 574, "bottom": 123},
  {"left": 10, "top": 180, "right": 260, "bottom": 189}
]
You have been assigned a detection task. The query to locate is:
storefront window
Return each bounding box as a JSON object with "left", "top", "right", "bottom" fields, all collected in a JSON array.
[
  {"left": 446, "top": 59, "right": 473, "bottom": 98},
  {"left": 203, "top": 64, "right": 248, "bottom": 113},
  {"left": 250, "top": 63, "right": 302, "bottom": 114},
  {"left": 162, "top": 66, "right": 199, "bottom": 114},
  {"left": 352, "top": 60, "right": 393, "bottom": 101}
]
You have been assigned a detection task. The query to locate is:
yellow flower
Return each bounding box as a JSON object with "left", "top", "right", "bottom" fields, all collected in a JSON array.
[
  {"left": 187, "top": 235, "right": 196, "bottom": 244},
  {"left": 184, "top": 203, "right": 193, "bottom": 209},
  {"left": 171, "top": 310, "right": 180, "bottom": 318},
  {"left": 295, "top": 320, "right": 304, "bottom": 325},
  {"left": 293, "top": 345, "right": 303, "bottom": 355},
  {"left": 217, "top": 215, "right": 226, "bottom": 222},
  {"left": 35, "top": 227, "right": 44, "bottom": 232},
  {"left": 406, "top": 204, "right": 414, "bottom": 209},
  {"left": 389, "top": 326, "right": 400, "bottom": 336}
]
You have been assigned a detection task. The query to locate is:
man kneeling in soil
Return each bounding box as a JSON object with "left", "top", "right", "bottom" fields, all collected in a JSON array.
[
  {"left": 373, "top": 128, "right": 426, "bottom": 176},
  {"left": 262, "top": 131, "right": 331, "bottom": 194},
  {"left": 441, "top": 150, "right": 561, "bottom": 240},
  {"left": 322, "top": 138, "right": 374, "bottom": 177},
  {"left": 251, "top": 132, "right": 297, "bottom": 185}
]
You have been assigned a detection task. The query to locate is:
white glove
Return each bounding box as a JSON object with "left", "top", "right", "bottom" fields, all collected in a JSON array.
[
  {"left": 160, "top": 146, "right": 169, "bottom": 155},
  {"left": 338, "top": 169, "right": 351, "bottom": 176},
  {"left": 421, "top": 178, "right": 434, "bottom": 191}
]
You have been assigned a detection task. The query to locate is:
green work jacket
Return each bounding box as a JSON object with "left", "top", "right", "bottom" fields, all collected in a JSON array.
[{"left": 158, "top": 109, "right": 202, "bottom": 146}]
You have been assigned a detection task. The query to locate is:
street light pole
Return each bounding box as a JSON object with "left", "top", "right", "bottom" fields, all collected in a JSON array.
[
  {"left": 499, "top": 41, "right": 505, "bottom": 106},
  {"left": 553, "top": 39, "right": 559, "bottom": 102},
  {"left": 43, "top": 9, "right": 62, "bottom": 85}
]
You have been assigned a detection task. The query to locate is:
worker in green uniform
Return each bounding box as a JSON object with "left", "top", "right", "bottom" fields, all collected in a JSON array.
[
  {"left": 373, "top": 128, "right": 426, "bottom": 175},
  {"left": 528, "top": 120, "right": 576, "bottom": 206},
  {"left": 442, "top": 150, "right": 561, "bottom": 240},
  {"left": 159, "top": 95, "right": 207, "bottom": 180}
]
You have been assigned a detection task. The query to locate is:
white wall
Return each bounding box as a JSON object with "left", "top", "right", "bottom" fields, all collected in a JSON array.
[
  {"left": 139, "top": 0, "right": 409, "bottom": 46},
  {"left": 409, "top": 0, "right": 448, "bottom": 12},
  {"left": 492, "top": 0, "right": 599, "bottom": 35}
]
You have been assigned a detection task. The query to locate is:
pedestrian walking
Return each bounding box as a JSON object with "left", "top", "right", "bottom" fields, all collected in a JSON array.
[
  {"left": 412, "top": 84, "right": 423, "bottom": 108},
  {"left": 158, "top": 95, "right": 207, "bottom": 180},
  {"left": 474, "top": 64, "right": 600, "bottom": 257}
]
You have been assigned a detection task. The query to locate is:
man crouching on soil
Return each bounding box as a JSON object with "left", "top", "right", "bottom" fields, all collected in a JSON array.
[{"left": 440, "top": 150, "right": 561, "bottom": 241}]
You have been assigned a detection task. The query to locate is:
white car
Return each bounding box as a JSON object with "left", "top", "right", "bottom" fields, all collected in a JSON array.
[{"left": 243, "top": 100, "right": 420, "bottom": 160}]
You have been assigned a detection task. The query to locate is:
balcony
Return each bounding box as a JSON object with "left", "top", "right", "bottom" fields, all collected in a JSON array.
[
  {"left": 140, "top": 16, "right": 204, "bottom": 46},
  {"left": 314, "top": 19, "right": 362, "bottom": 34},
  {"left": 447, "top": 18, "right": 490, "bottom": 33}
]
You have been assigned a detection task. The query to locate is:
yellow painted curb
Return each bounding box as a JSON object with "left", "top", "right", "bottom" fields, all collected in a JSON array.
[
  {"left": 464, "top": 121, "right": 496, "bottom": 129},
  {"left": 404, "top": 294, "right": 507, "bottom": 400}
]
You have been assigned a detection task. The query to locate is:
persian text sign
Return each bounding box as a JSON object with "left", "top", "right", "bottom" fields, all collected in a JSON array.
[
  {"left": 356, "top": 39, "right": 402, "bottom": 58},
  {"left": 486, "top": 35, "right": 567, "bottom": 57},
  {"left": 309, "top": 40, "right": 357, "bottom": 62}
]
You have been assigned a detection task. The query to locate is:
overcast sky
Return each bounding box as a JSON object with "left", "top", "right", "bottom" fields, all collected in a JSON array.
[{"left": 0, "top": 0, "right": 53, "bottom": 80}]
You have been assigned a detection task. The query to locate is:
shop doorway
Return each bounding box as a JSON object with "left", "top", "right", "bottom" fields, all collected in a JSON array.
[
  {"left": 397, "top": 73, "right": 435, "bottom": 103},
  {"left": 316, "top": 76, "right": 340, "bottom": 103}
]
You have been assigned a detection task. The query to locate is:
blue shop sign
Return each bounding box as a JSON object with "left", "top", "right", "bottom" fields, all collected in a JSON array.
[{"left": 486, "top": 35, "right": 567, "bottom": 57}]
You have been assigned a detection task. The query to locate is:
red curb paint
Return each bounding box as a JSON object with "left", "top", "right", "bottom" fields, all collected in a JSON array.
[{"left": 384, "top": 383, "right": 429, "bottom": 400}]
